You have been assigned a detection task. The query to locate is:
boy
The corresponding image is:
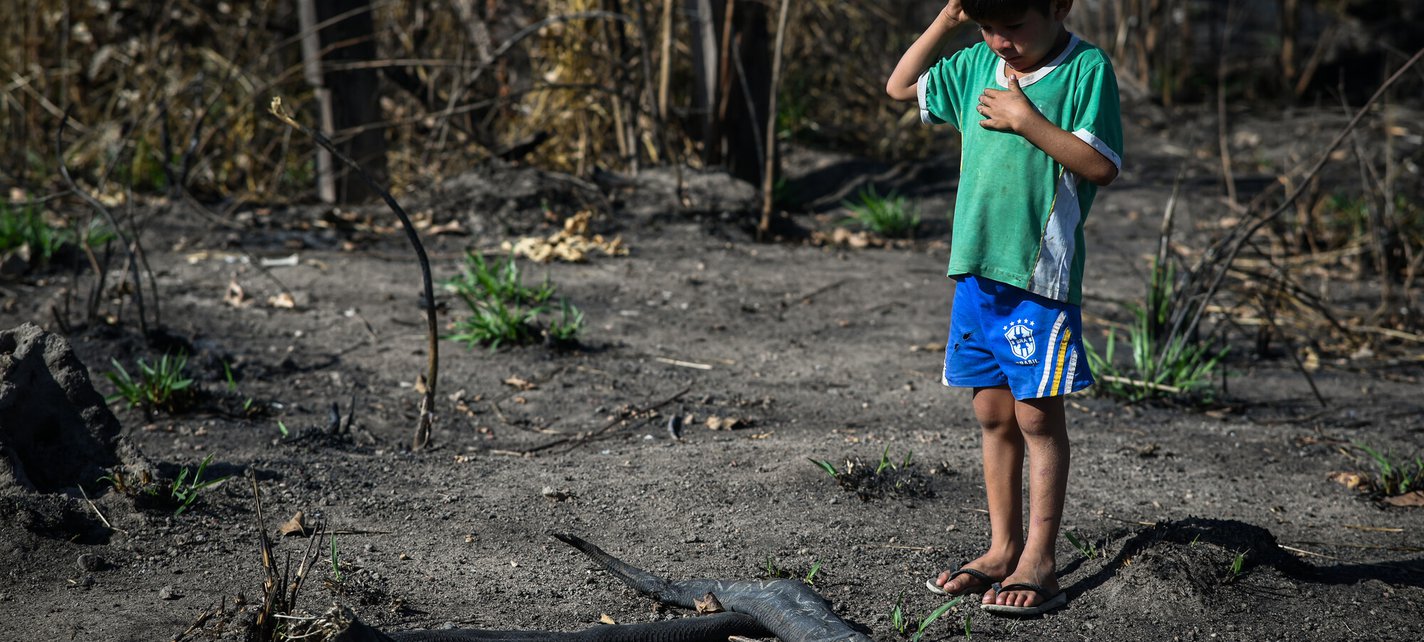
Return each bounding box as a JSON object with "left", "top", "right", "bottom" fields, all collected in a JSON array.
[{"left": 885, "top": 0, "right": 1122, "bottom": 616}]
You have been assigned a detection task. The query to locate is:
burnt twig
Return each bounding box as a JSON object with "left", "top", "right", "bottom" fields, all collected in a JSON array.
[
  {"left": 56, "top": 108, "right": 154, "bottom": 336},
  {"left": 268, "top": 97, "right": 439, "bottom": 451}
]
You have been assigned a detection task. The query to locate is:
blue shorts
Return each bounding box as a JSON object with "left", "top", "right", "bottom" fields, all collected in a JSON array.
[{"left": 942, "top": 275, "right": 1094, "bottom": 400}]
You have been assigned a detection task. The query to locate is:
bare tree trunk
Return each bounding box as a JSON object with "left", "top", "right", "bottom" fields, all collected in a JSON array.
[
  {"left": 688, "top": 0, "right": 720, "bottom": 163},
  {"left": 759, "top": 0, "right": 791, "bottom": 234},
  {"left": 312, "top": 0, "right": 387, "bottom": 203},
  {"left": 658, "top": 0, "right": 674, "bottom": 120},
  {"left": 685, "top": 0, "right": 769, "bottom": 184},
  {"left": 1280, "top": 0, "right": 1300, "bottom": 89},
  {"left": 297, "top": 0, "right": 336, "bottom": 203}
]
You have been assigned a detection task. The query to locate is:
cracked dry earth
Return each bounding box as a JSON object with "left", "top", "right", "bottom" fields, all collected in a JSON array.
[{"left": 1, "top": 103, "right": 1423, "bottom": 642}]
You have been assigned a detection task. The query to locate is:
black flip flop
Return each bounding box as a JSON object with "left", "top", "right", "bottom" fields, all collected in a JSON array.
[
  {"left": 925, "top": 567, "right": 997, "bottom": 595},
  {"left": 980, "top": 582, "right": 1067, "bottom": 616}
]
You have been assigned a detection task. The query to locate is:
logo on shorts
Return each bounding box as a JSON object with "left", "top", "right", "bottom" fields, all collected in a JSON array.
[{"left": 1003, "top": 319, "right": 1037, "bottom": 364}]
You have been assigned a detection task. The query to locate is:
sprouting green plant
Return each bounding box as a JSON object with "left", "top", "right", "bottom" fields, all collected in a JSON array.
[
  {"left": 891, "top": 595, "right": 964, "bottom": 640},
  {"left": 891, "top": 597, "right": 908, "bottom": 634},
  {"left": 1085, "top": 258, "right": 1227, "bottom": 402},
  {"left": 329, "top": 533, "right": 343, "bottom": 583},
  {"left": 1223, "top": 549, "right": 1248, "bottom": 584},
  {"left": 911, "top": 597, "right": 963, "bottom": 642},
  {"left": 804, "top": 561, "right": 823, "bottom": 586},
  {"left": 1065, "top": 530, "right": 1099, "bottom": 559},
  {"left": 842, "top": 185, "right": 920, "bottom": 239},
  {"left": 105, "top": 352, "right": 195, "bottom": 411},
  {"left": 813, "top": 448, "right": 914, "bottom": 479},
  {"left": 809, "top": 458, "right": 840, "bottom": 478},
  {"left": 963, "top": 611, "right": 972, "bottom": 640},
  {"left": 544, "top": 298, "right": 585, "bottom": 346},
  {"left": 445, "top": 252, "right": 581, "bottom": 349},
  {"left": 1354, "top": 443, "right": 1424, "bottom": 496},
  {"left": 876, "top": 445, "right": 894, "bottom": 475},
  {"left": 222, "top": 361, "right": 238, "bottom": 393},
  {"left": 169, "top": 454, "right": 229, "bottom": 516},
  {"left": 277, "top": 420, "right": 290, "bottom": 438},
  {"left": 223, "top": 360, "right": 258, "bottom": 414},
  {"left": 763, "top": 556, "right": 787, "bottom": 579}
]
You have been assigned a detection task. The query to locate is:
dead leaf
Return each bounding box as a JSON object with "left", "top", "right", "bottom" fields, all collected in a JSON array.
[
  {"left": 503, "top": 211, "right": 629, "bottom": 263},
  {"left": 694, "top": 592, "right": 725, "bottom": 614},
  {"left": 1383, "top": 491, "right": 1424, "bottom": 507},
  {"left": 1328, "top": 471, "right": 1367, "bottom": 490},
  {"left": 278, "top": 511, "right": 312, "bottom": 537},
  {"left": 599, "top": 614, "right": 617, "bottom": 625},
  {"left": 503, "top": 376, "right": 537, "bottom": 391},
  {"left": 268, "top": 292, "right": 296, "bottom": 309},
  {"left": 1301, "top": 346, "right": 1320, "bottom": 372},
  {"left": 224, "top": 280, "right": 248, "bottom": 307},
  {"left": 706, "top": 416, "right": 748, "bottom": 431}
]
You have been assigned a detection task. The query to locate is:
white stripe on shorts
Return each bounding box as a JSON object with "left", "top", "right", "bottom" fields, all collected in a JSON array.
[
  {"left": 1062, "top": 343, "right": 1078, "bottom": 395},
  {"left": 1036, "top": 311, "right": 1068, "bottom": 398}
]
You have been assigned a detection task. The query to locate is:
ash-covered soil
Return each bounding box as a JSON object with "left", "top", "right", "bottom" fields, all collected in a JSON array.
[{"left": 1, "top": 103, "right": 1422, "bottom": 642}]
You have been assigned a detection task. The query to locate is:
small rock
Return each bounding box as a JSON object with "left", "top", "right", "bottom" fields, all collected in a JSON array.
[
  {"left": 541, "top": 486, "right": 570, "bottom": 501},
  {"left": 76, "top": 554, "right": 103, "bottom": 572},
  {"left": 159, "top": 586, "right": 182, "bottom": 600}
]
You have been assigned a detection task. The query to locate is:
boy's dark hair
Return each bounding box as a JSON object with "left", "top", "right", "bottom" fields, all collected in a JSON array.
[{"left": 962, "top": 0, "right": 1053, "bottom": 23}]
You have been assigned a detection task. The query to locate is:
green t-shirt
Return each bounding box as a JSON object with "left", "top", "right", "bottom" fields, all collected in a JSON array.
[{"left": 918, "top": 34, "right": 1122, "bottom": 304}]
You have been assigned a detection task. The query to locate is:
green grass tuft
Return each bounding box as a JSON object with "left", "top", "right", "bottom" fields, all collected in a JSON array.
[
  {"left": 105, "top": 352, "right": 195, "bottom": 412},
  {"left": 1085, "top": 258, "right": 1227, "bottom": 402},
  {"left": 1354, "top": 443, "right": 1424, "bottom": 496},
  {"left": 446, "top": 252, "right": 583, "bottom": 349},
  {"left": 843, "top": 185, "right": 920, "bottom": 239},
  {"left": 169, "top": 454, "right": 229, "bottom": 516}
]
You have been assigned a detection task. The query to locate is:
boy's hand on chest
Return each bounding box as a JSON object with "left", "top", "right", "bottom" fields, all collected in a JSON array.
[{"left": 976, "top": 76, "right": 1042, "bottom": 134}]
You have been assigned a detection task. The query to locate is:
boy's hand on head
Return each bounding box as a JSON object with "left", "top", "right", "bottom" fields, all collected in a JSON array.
[
  {"left": 977, "top": 76, "right": 1041, "bottom": 134},
  {"left": 940, "top": 0, "right": 968, "bottom": 24}
]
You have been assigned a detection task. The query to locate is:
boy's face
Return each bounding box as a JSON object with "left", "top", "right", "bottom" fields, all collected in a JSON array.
[{"left": 971, "top": 1, "right": 1071, "bottom": 74}]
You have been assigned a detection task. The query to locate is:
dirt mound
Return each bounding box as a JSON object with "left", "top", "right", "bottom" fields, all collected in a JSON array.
[
  {"left": 0, "top": 322, "right": 122, "bottom": 494},
  {"left": 1091, "top": 518, "right": 1314, "bottom": 618}
]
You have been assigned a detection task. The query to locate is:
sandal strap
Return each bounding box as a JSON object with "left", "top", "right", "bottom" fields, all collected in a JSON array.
[
  {"left": 948, "top": 568, "right": 994, "bottom": 584},
  {"left": 995, "top": 582, "right": 1054, "bottom": 597}
]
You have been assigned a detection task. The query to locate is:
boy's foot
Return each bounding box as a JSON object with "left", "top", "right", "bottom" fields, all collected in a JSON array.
[
  {"left": 927, "top": 553, "right": 1016, "bottom": 595},
  {"left": 981, "top": 582, "right": 1066, "bottom": 616},
  {"left": 982, "top": 563, "right": 1061, "bottom": 610}
]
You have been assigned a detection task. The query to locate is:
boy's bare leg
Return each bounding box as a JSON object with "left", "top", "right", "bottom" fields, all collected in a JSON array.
[
  {"left": 932, "top": 386, "right": 1024, "bottom": 593},
  {"left": 985, "top": 395, "right": 1069, "bottom": 607}
]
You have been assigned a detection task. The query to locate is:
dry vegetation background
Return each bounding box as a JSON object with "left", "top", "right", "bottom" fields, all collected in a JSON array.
[
  {"left": 2, "top": 1, "right": 1417, "bottom": 189},
  {"left": 2, "top": 0, "right": 1423, "bottom": 354}
]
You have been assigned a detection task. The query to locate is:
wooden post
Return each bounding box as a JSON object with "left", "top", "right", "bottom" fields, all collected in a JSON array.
[
  {"left": 309, "top": 0, "right": 387, "bottom": 203},
  {"left": 297, "top": 0, "right": 336, "bottom": 203}
]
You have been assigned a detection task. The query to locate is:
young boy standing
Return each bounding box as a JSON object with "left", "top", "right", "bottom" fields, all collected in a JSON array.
[{"left": 886, "top": 0, "right": 1122, "bottom": 616}]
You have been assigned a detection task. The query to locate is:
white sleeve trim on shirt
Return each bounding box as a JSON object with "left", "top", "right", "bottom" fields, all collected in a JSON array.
[
  {"left": 1073, "top": 129, "right": 1122, "bottom": 174},
  {"left": 917, "top": 69, "right": 933, "bottom": 125}
]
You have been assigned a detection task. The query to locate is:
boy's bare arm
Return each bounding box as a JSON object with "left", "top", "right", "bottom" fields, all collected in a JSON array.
[
  {"left": 978, "top": 77, "right": 1119, "bottom": 186},
  {"left": 886, "top": 2, "right": 969, "bottom": 102}
]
